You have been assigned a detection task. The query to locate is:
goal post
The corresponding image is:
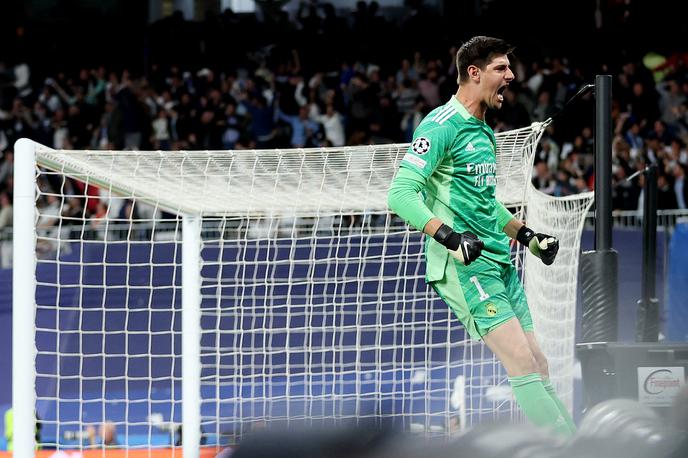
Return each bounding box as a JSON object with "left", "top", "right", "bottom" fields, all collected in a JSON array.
[
  {"left": 12, "top": 138, "right": 206, "bottom": 457},
  {"left": 12, "top": 126, "right": 592, "bottom": 454},
  {"left": 13, "top": 138, "right": 39, "bottom": 458},
  {"left": 182, "top": 215, "right": 202, "bottom": 458}
]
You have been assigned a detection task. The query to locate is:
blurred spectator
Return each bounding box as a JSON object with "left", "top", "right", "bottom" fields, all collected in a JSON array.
[
  {"left": 417, "top": 64, "right": 441, "bottom": 107},
  {"left": 116, "top": 78, "right": 146, "bottom": 150},
  {"left": 277, "top": 105, "right": 321, "bottom": 148},
  {"left": 370, "top": 94, "right": 401, "bottom": 143},
  {"left": 674, "top": 102, "right": 688, "bottom": 141},
  {"left": 400, "top": 98, "right": 426, "bottom": 143},
  {"left": 651, "top": 119, "right": 673, "bottom": 146},
  {"left": 532, "top": 90, "right": 556, "bottom": 122},
  {"left": 3, "top": 408, "right": 42, "bottom": 451},
  {"left": 36, "top": 193, "right": 61, "bottom": 244},
  {"left": 669, "top": 138, "right": 687, "bottom": 166},
  {"left": 240, "top": 94, "right": 276, "bottom": 148},
  {"left": 657, "top": 173, "right": 678, "bottom": 209},
  {"left": 313, "top": 103, "right": 345, "bottom": 147},
  {"left": 89, "top": 201, "right": 108, "bottom": 235},
  {"left": 526, "top": 61, "right": 546, "bottom": 95},
  {"left": 395, "top": 59, "right": 418, "bottom": 86},
  {"left": 172, "top": 424, "right": 207, "bottom": 446},
  {"left": 613, "top": 163, "right": 641, "bottom": 211},
  {"left": 0, "top": 190, "right": 11, "bottom": 267},
  {"left": 535, "top": 137, "right": 561, "bottom": 173},
  {"left": 0, "top": 3, "right": 686, "bottom": 215},
  {"left": 87, "top": 421, "right": 119, "bottom": 447},
  {"left": 672, "top": 163, "right": 687, "bottom": 209},
  {"left": 0, "top": 151, "right": 12, "bottom": 186},
  {"left": 222, "top": 103, "right": 245, "bottom": 149},
  {"left": 554, "top": 169, "right": 575, "bottom": 197},
  {"left": 346, "top": 72, "right": 377, "bottom": 138},
  {"left": 3, "top": 408, "right": 11, "bottom": 451},
  {"left": 624, "top": 117, "right": 644, "bottom": 159},
  {"left": 394, "top": 78, "right": 419, "bottom": 117},
  {"left": 628, "top": 81, "right": 660, "bottom": 125},
  {"left": 532, "top": 162, "right": 555, "bottom": 194},
  {"left": 151, "top": 108, "right": 172, "bottom": 150}
]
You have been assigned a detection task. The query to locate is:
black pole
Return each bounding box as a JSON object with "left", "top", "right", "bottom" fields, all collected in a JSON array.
[
  {"left": 579, "top": 75, "right": 618, "bottom": 344},
  {"left": 637, "top": 165, "right": 659, "bottom": 342},
  {"left": 642, "top": 166, "right": 658, "bottom": 302},
  {"left": 595, "top": 75, "right": 613, "bottom": 250}
]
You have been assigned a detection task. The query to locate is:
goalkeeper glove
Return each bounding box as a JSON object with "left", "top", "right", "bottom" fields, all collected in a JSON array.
[
  {"left": 516, "top": 225, "right": 559, "bottom": 265},
  {"left": 433, "top": 224, "right": 484, "bottom": 266}
]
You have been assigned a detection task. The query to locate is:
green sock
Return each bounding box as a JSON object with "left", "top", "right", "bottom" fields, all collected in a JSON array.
[
  {"left": 508, "top": 373, "right": 571, "bottom": 436},
  {"left": 542, "top": 379, "right": 577, "bottom": 434}
]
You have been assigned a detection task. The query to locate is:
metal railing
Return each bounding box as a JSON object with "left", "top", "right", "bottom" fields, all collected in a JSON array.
[{"left": 584, "top": 209, "right": 688, "bottom": 230}]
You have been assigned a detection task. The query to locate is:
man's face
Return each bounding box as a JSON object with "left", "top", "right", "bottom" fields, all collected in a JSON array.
[{"left": 481, "top": 55, "right": 514, "bottom": 110}]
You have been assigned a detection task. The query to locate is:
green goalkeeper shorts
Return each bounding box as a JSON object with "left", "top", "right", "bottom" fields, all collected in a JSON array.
[{"left": 430, "top": 256, "right": 534, "bottom": 340}]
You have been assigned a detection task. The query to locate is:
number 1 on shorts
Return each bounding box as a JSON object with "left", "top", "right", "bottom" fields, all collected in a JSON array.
[{"left": 470, "top": 276, "right": 490, "bottom": 301}]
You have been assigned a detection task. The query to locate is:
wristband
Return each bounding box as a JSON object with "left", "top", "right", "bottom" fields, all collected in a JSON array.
[
  {"left": 516, "top": 225, "right": 535, "bottom": 246},
  {"left": 433, "top": 224, "right": 454, "bottom": 245}
]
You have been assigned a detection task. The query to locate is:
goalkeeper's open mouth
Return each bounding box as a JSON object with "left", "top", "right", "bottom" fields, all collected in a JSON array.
[{"left": 497, "top": 85, "right": 508, "bottom": 102}]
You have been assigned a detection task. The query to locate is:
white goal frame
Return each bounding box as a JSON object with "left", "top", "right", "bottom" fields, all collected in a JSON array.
[
  {"left": 12, "top": 126, "right": 593, "bottom": 456},
  {"left": 13, "top": 138, "right": 204, "bottom": 457}
]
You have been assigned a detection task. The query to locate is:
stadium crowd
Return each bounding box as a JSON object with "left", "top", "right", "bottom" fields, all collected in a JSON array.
[
  {"left": 1, "top": 3, "right": 688, "bottom": 454},
  {"left": 0, "top": 1, "right": 687, "bottom": 234}
]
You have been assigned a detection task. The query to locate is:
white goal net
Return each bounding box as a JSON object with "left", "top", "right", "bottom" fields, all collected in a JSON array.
[{"left": 12, "top": 123, "right": 593, "bottom": 455}]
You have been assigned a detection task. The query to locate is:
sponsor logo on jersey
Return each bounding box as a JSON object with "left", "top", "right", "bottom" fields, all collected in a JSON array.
[
  {"left": 485, "top": 303, "right": 497, "bottom": 317},
  {"left": 402, "top": 153, "right": 427, "bottom": 169},
  {"left": 466, "top": 162, "right": 497, "bottom": 174},
  {"left": 467, "top": 161, "right": 497, "bottom": 187},
  {"left": 466, "top": 142, "right": 475, "bottom": 151},
  {"left": 411, "top": 137, "right": 431, "bottom": 155}
]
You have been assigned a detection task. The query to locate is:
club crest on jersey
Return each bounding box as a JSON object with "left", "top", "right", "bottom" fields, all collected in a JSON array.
[
  {"left": 411, "top": 137, "right": 431, "bottom": 155},
  {"left": 486, "top": 303, "right": 497, "bottom": 317}
]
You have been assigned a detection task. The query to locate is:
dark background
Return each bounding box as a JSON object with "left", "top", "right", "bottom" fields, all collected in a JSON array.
[{"left": 2, "top": 0, "right": 687, "bottom": 82}]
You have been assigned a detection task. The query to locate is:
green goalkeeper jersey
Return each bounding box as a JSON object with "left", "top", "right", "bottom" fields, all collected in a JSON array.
[{"left": 389, "top": 96, "right": 513, "bottom": 281}]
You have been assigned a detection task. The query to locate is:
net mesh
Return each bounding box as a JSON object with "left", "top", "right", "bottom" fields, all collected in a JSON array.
[
  {"left": 22, "top": 122, "right": 592, "bottom": 448},
  {"left": 522, "top": 189, "right": 594, "bottom": 411}
]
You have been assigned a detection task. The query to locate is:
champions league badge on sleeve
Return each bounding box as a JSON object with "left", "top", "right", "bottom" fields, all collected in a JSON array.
[{"left": 412, "top": 137, "right": 431, "bottom": 155}]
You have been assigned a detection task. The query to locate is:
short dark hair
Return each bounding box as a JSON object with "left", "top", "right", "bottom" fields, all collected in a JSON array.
[{"left": 456, "top": 36, "right": 514, "bottom": 83}]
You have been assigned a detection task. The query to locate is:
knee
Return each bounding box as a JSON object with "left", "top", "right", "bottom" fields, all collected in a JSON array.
[
  {"left": 530, "top": 347, "right": 549, "bottom": 377},
  {"left": 511, "top": 343, "right": 539, "bottom": 375},
  {"left": 535, "top": 353, "right": 550, "bottom": 379}
]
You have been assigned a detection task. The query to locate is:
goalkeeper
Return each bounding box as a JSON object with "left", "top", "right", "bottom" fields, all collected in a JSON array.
[{"left": 387, "top": 36, "right": 574, "bottom": 435}]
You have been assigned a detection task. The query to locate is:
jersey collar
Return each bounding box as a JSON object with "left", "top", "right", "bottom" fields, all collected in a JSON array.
[{"left": 449, "top": 96, "right": 486, "bottom": 125}]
